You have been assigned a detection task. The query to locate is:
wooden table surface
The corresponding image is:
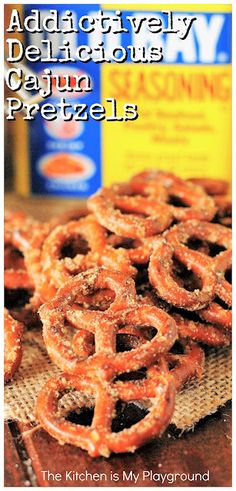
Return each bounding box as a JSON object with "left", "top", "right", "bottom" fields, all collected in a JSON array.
[{"left": 4, "top": 193, "right": 232, "bottom": 487}]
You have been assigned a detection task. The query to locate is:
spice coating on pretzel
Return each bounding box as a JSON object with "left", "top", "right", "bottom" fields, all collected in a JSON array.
[
  {"left": 130, "top": 170, "right": 217, "bottom": 222},
  {"left": 149, "top": 220, "right": 232, "bottom": 311},
  {"left": 4, "top": 309, "right": 23, "bottom": 382},
  {"left": 39, "top": 216, "right": 135, "bottom": 301},
  {"left": 40, "top": 268, "right": 177, "bottom": 376},
  {"left": 88, "top": 186, "right": 172, "bottom": 238},
  {"left": 36, "top": 370, "right": 175, "bottom": 457},
  {"left": 5, "top": 169, "right": 231, "bottom": 458}
]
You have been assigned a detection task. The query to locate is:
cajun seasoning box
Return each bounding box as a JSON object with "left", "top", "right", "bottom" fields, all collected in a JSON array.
[{"left": 8, "top": 4, "right": 232, "bottom": 197}]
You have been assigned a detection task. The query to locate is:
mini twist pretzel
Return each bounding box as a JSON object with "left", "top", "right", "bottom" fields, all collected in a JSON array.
[
  {"left": 88, "top": 185, "right": 172, "bottom": 239},
  {"left": 36, "top": 341, "right": 203, "bottom": 456},
  {"left": 40, "top": 268, "right": 177, "bottom": 376},
  {"left": 149, "top": 220, "right": 231, "bottom": 311},
  {"left": 198, "top": 249, "right": 232, "bottom": 330},
  {"left": 117, "top": 341, "right": 205, "bottom": 397},
  {"left": 36, "top": 368, "right": 175, "bottom": 457},
  {"left": 163, "top": 340, "right": 205, "bottom": 392},
  {"left": 40, "top": 216, "right": 135, "bottom": 301},
  {"left": 4, "top": 309, "right": 24, "bottom": 382},
  {"left": 173, "top": 313, "right": 230, "bottom": 347},
  {"left": 167, "top": 221, "right": 232, "bottom": 327},
  {"left": 130, "top": 170, "right": 217, "bottom": 222}
]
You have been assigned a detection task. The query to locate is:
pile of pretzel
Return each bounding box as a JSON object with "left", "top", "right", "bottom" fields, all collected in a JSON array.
[{"left": 4, "top": 171, "right": 232, "bottom": 457}]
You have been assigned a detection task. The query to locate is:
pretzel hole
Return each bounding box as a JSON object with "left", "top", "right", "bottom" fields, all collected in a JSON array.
[
  {"left": 167, "top": 195, "right": 189, "bottom": 208},
  {"left": 114, "top": 206, "right": 147, "bottom": 219},
  {"left": 65, "top": 407, "right": 94, "bottom": 426},
  {"left": 116, "top": 327, "right": 155, "bottom": 353},
  {"left": 58, "top": 390, "right": 95, "bottom": 426},
  {"left": 225, "top": 268, "right": 232, "bottom": 284},
  {"left": 186, "top": 238, "right": 226, "bottom": 257},
  {"left": 116, "top": 333, "right": 142, "bottom": 352},
  {"left": 113, "top": 238, "right": 135, "bottom": 250},
  {"left": 4, "top": 288, "right": 33, "bottom": 309},
  {"left": 172, "top": 258, "right": 202, "bottom": 291},
  {"left": 135, "top": 268, "right": 149, "bottom": 288},
  {"left": 75, "top": 289, "right": 115, "bottom": 312},
  {"left": 60, "top": 236, "right": 90, "bottom": 259},
  {"left": 170, "top": 341, "right": 185, "bottom": 355},
  {"left": 114, "top": 368, "right": 147, "bottom": 382},
  {"left": 214, "top": 296, "right": 230, "bottom": 310},
  {"left": 111, "top": 401, "right": 149, "bottom": 432}
]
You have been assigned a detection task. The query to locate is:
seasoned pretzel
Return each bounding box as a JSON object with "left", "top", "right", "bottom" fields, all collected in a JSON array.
[
  {"left": 173, "top": 313, "right": 230, "bottom": 347},
  {"left": 149, "top": 220, "right": 231, "bottom": 310},
  {"left": 130, "top": 170, "right": 216, "bottom": 222},
  {"left": 5, "top": 215, "right": 50, "bottom": 309},
  {"left": 36, "top": 369, "right": 175, "bottom": 457},
  {"left": 40, "top": 268, "right": 177, "bottom": 376},
  {"left": 88, "top": 185, "right": 172, "bottom": 239},
  {"left": 187, "top": 178, "right": 229, "bottom": 196},
  {"left": 4, "top": 269, "right": 34, "bottom": 290},
  {"left": 11, "top": 219, "right": 51, "bottom": 289},
  {"left": 4, "top": 229, "right": 34, "bottom": 293},
  {"left": 164, "top": 341, "right": 205, "bottom": 392},
  {"left": 40, "top": 216, "right": 135, "bottom": 301},
  {"left": 4, "top": 309, "right": 23, "bottom": 382},
  {"left": 149, "top": 237, "right": 216, "bottom": 310},
  {"left": 198, "top": 249, "right": 232, "bottom": 330},
  {"left": 36, "top": 341, "right": 203, "bottom": 456}
]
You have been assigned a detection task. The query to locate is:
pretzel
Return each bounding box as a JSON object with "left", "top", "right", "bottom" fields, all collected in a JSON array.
[
  {"left": 187, "top": 178, "right": 229, "bottom": 196},
  {"left": 198, "top": 249, "right": 232, "bottom": 330},
  {"left": 88, "top": 185, "right": 172, "bottom": 238},
  {"left": 149, "top": 220, "right": 231, "bottom": 310},
  {"left": 173, "top": 313, "right": 230, "bottom": 347},
  {"left": 164, "top": 340, "right": 205, "bottom": 392},
  {"left": 36, "top": 340, "right": 204, "bottom": 456},
  {"left": 5, "top": 215, "right": 50, "bottom": 309},
  {"left": 149, "top": 237, "right": 216, "bottom": 311},
  {"left": 4, "top": 229, "right": 34, "bottom": 293},
  {"left": 4, "top": 309, "right": 23, "bottom": 382},
  {"left": 40, "top": 268, "right": 177, "bottom": 376},
  {"left": 10, "top": 219, "right": 50, "bottom": 289},
  {"left": 39, "top": 216, "right": 135, "bottom": 301},
  {"left": 130, "top": 170, "right": 217, "bottom": 222},
  {"left": 36, "top": 368, "right": 175, "bottom": 457},
  {"left": 4, "top": 270, "right": 34, "bottom": 290}
]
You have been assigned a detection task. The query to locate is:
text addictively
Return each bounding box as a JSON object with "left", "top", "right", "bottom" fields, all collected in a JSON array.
[{"left": 5, "top": 9, "right": 196, "bottom": 121}]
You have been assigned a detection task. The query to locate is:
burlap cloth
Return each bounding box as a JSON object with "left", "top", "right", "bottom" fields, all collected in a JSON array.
[{"left": 4, "top": 330, "right": 232, "bottom": 430}]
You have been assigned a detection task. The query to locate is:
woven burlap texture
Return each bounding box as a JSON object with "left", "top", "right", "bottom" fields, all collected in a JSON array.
[{"left": 4, "top": 330, "right": 232, "bottom": 430}]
